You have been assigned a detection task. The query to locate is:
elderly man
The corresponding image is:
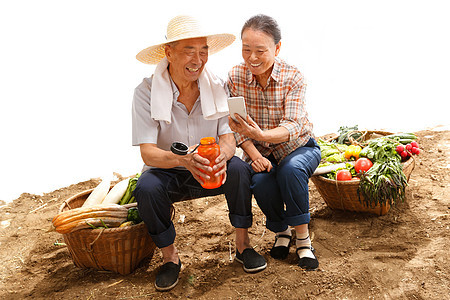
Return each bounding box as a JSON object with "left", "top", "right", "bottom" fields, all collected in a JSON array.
[{"left": 132, "top": 15, "right": 266, "bottom": 291}]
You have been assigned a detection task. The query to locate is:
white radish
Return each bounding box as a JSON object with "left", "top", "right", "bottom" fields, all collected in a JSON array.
[
  {"left": 313, "top": 161, "right": 356, "bottom": 176},
  {"left": 82, "top": 178, "right": 111, "bottom": 207},
  {"left": 102, "top": 178, "right": 130, "bottom": 204}
]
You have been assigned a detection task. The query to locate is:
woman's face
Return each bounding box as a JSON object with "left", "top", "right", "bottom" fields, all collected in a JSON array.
[{"left": 241, "top": 28, "right": 281, "bottom": 79}]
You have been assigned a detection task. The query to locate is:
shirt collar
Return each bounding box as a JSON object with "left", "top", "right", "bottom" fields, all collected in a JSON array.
[
  {"left": 271, "top": 57, "right": 282, "bottom": 82},
  {"left": 169, "top": 76, "right": 179, "bottom": 105},
  {"left": 245, "top": 57, "right": 282, "bottom": 86},
  {"left": 169, "top": 74, "right": 201, "bottom": 104}
]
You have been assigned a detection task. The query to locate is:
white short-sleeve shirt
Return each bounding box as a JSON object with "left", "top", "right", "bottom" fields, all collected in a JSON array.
[{"left": 132, "top": 76, "right": 232, "bottom": 170}]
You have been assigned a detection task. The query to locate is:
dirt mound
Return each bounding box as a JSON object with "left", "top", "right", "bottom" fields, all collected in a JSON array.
[{"left": 0, "top": 130, "right": 449, "bottom": 299}]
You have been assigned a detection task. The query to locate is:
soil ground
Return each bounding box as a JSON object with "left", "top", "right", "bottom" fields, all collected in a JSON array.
[{"left": 0, "top": 129, "right": 449, "bottom": 299}]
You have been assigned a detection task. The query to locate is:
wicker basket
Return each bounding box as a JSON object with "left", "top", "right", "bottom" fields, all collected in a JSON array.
[
  {"left": 312, "top": 130, "right": 416, "bottom": 215},
  {"left": 58, "top": 189, "right": 156, "bottom": 275}
]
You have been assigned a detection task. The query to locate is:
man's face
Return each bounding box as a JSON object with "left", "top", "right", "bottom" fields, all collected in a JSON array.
[{"left": 165, "top": 37, "right": 209, "bottom": 83}]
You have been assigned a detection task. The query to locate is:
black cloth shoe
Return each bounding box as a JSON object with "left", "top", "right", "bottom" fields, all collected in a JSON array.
[
  {"left": 270, "top": 234, "right": 292, "bottom": 260},
  {"left": 235, "top": 248, "right": 267, "bottom": 273},
  {"left": 155, "top": 260, "right": 181, "bottom": 291},
  {"left": 296, "top": 246, "right": 319, "bottom": 271}
]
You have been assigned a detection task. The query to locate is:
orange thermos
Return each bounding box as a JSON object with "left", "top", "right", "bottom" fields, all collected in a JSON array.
[{"left": 197, "top": 137, "right": 223, "bottom": 189}]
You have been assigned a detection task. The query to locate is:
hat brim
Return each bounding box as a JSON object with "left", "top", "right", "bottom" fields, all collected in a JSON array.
[{"left": 136, "top": 33, "right": 235, "bottom": 65}]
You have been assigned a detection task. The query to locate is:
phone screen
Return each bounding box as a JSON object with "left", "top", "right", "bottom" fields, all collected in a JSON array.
[{"left": 227, "top": 97, "right": 247, "bottom": 122}]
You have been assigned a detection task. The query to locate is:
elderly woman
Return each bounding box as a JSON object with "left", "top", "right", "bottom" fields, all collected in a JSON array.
[{"left": 227, "top": 14, "right": 321, "bottom": 270}]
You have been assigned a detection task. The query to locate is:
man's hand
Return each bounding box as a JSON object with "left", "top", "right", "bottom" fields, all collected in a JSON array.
[
  {"left": 228, "top": 114, "right": 264, "bottom": 141},
  {"left": 180, "top": 152, "right": 213, "bottom": 185},
  {"left": 212, "top": 152, "right": 228, "bottom": 184}
]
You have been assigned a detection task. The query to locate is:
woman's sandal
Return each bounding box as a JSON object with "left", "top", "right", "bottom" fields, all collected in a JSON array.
[
  {"left": 296, "top": 246, "right": 319, "bottom": 270},
  {"left": 270, "top": 234, "right": 292, "bottom": 260}
]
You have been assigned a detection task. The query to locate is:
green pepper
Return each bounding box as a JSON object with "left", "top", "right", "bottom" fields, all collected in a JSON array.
[{"left": 127, "top": 207, "right": 143, "bottom": 224}]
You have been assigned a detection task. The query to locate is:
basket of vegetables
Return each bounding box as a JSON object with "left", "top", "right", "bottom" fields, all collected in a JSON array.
[
  {"left": 52, "top": 174, "right": 157, "bottom": 275},
  {"left": 311, "top": 128, "right": 418, "bottom": 215}
]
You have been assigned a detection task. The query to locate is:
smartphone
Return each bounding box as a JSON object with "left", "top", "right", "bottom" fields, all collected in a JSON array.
[{"left": 227, "top": 96, "right": 247, "bottom": 122}]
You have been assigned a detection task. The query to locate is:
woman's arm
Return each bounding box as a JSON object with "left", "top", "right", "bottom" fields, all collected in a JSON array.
[
  {"left": 229, "top": 114, "right": 290, "bottom": 144},
  {"left": 258, "top": 125, "right": 290, "bottom": 144},
  {"left": 240, "top": 140, "right": 273, "bottom": 172},
  {"left": 239, "top": 140, "right": 262, "bottom": 162}
]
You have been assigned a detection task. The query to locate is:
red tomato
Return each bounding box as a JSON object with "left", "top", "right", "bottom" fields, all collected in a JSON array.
[
  {"left": 336, "top": 169, "right": 352, "bottom": 181},
  {"left": 354, "top": 158, "right": 373, "bottom": 174},
  {"left": 412, "top": 147, "right": 420, "bottom": 155},
  {"left": 395, "top": 145, "right": 404, "bottom": 153},
  {"left": 400, "top": 151, "right": 409, "bottom": 159}
]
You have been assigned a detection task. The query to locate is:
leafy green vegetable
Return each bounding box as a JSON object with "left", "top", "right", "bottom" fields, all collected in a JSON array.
[
  {"left": 325, "top": 153, "right": 346, "bottom": 163},
  {"left": 359, "top": 138, "right": 400, "bottom": 162},
  {"left": 358, "top": 159, "right": 407, "bottom": 207},
  {"left": 358, "top": 137, "right": 408, "bottom": 206},
  {"left": 321, "top": 147, "right": 339, "bottom": 159},
  {"left": 317, "top": 139, "right": 348, "bottom": 159},
  {"left": 317, "top": 139, "right": 352, "bottom": 177},
  {"left": 119, "top": 173, "right": 141, "bottom": 205}
]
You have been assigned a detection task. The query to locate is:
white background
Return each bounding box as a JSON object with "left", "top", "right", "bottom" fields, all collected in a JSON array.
[{"left": 1, "top": 0, "right": 449, "bottom": 202}]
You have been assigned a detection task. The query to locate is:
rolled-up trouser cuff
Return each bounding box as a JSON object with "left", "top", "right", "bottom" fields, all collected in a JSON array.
[
  {"left": 266, "top": 213, "right": 310, "bottom": 232},
  {"left": 265, "top": 221, "right": 289, "bottom": 233},
  {"left": 229, "top": 213, "right": 252, "bottom": 228},
  {"left": 286, "top": 212, "right": 310, "bottom": 227},
  {"left": 150, "top": 222, "right": 176, "bottom": 249}
]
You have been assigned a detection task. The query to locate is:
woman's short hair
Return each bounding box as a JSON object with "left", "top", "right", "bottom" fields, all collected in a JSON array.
[{"left": 241, "top": 14, "right": 282, "bottom": 44}]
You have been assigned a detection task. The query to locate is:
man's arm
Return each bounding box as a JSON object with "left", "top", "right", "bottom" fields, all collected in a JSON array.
[
  {"left": 217, "top": 133, "right": 236, "bottom": 162},
  {"left": 210, "top": 133, "right": 236, "bottom": 183},
  {"left": 139, "top": 143, "right": 184, "bottom": 169},
  {"left": 139, "top": 143, "right": 215, "bottom": 185}
]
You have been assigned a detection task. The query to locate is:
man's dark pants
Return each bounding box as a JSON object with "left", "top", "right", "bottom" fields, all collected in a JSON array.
[{"left": 134, "top": 156, "right": 252, "bottom": 248}]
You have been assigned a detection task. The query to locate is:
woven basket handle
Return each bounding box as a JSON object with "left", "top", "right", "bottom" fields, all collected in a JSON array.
[
  {"left": 87, "top": 228, "right": 105, "bottom": 252},
  {"left": 334, "top": 179, "right": 345, "bottom": 210}
]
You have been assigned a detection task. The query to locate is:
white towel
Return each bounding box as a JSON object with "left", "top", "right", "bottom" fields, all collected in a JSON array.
[{"left": 150, "top": 57, "right": 229, "bottom": 124}]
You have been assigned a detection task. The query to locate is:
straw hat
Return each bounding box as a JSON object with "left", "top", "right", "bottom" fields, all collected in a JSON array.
[{"left": 136, "top": 15, "right": 236, "bottom": 65}]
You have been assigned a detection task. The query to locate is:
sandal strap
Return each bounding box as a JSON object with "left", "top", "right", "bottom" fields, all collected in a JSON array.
[
  {"left": 276, "top": 234, "right": 292, "bottom": 240},
  {"left": 296, "top": 246, "right": 315, "bottom": 254},
  {"left": 274, "top": 234, "right": 292, "bottom": 248},
  {"left": 296, "top": 236, "right": 310, "bottom": 241}
]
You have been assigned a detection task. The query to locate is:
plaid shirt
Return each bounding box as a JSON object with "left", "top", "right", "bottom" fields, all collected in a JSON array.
[{"left": 227, "top": 57, "right": 314, "bottom": 163}]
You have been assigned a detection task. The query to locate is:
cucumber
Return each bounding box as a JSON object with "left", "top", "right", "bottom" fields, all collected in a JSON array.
[
  {"left": 384, "top": 133, "right": 417, "bottom": 140},
  {"left": 398, "top": 138, "right": 415, "bottom": 144}
]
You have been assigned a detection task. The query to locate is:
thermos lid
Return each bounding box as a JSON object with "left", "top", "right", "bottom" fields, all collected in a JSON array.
[{"left": 170, "top": 141, "right": 189, "bottom": 155}]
